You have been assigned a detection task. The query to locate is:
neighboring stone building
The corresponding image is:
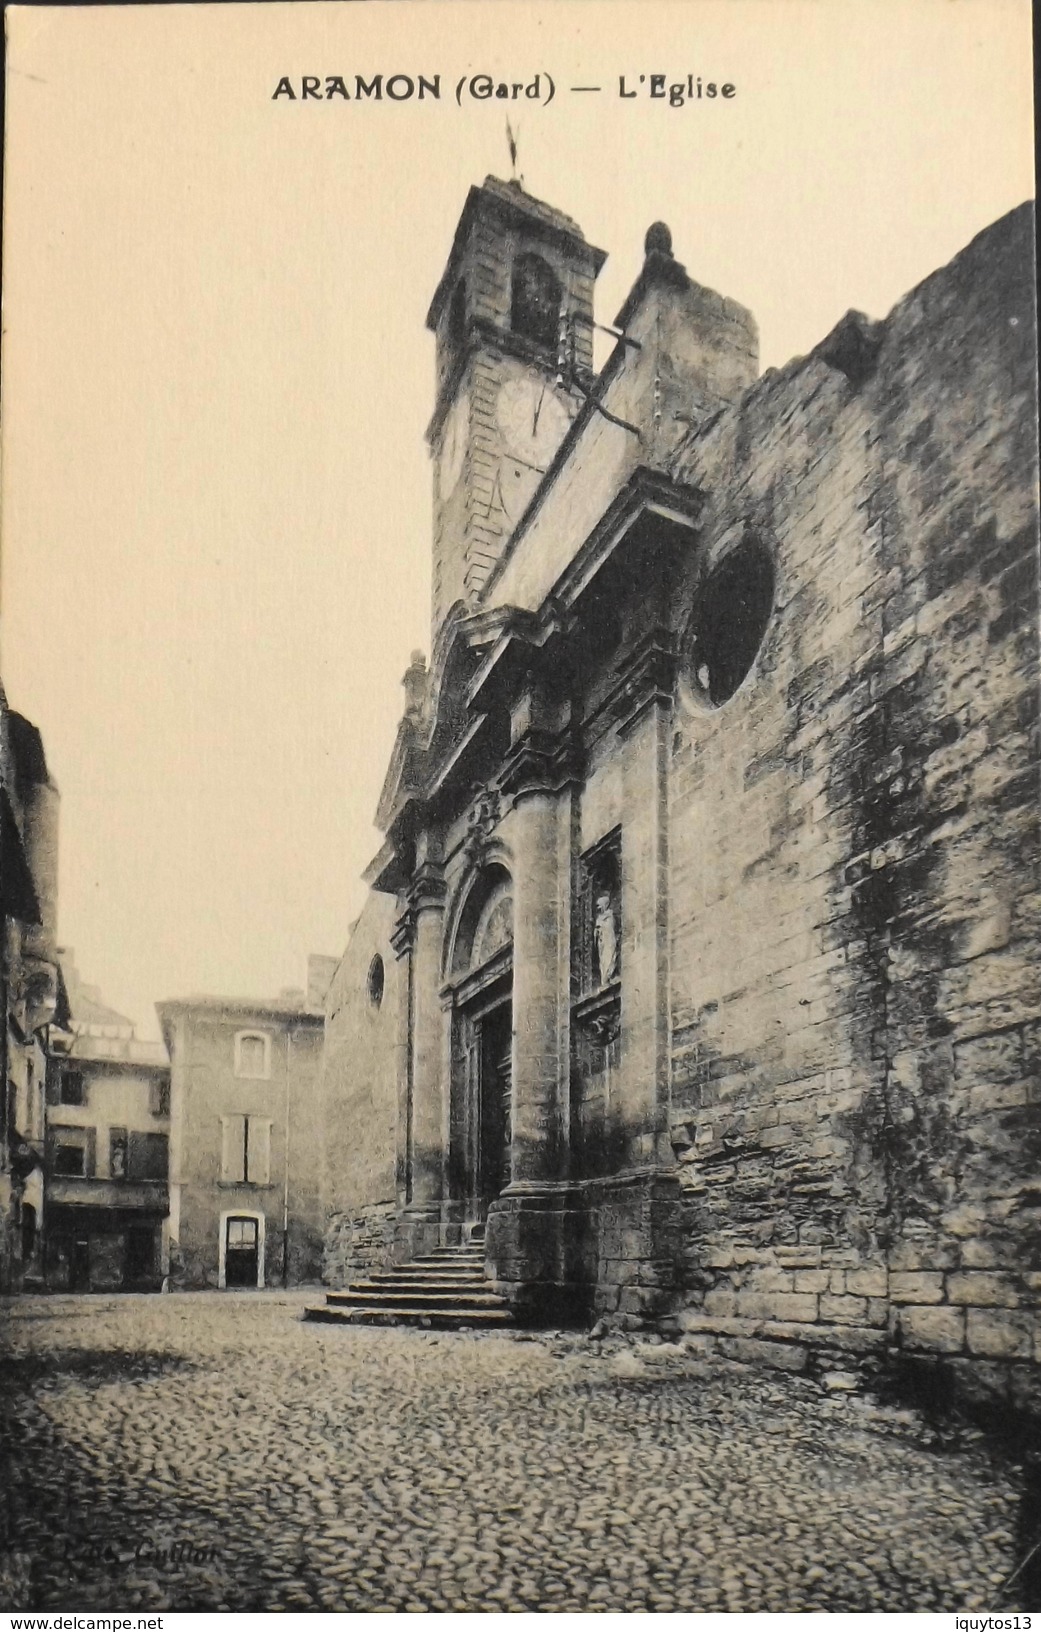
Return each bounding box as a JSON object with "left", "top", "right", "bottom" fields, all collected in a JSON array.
[
  {"left": 158, "top": 956, "right": 334, "bottom": 1289},
  {"left": 0, "top": 691, "right": 63, "bottom": 1293},
  {"left": 320, "top": 900, "right": 399, "bottom": 1286},
  {"left": 319, "top": 175, "right": 1039, "bottom": 1404},
  {"left": 44, "top": 954, "right": 170, "bottom": 1292}
]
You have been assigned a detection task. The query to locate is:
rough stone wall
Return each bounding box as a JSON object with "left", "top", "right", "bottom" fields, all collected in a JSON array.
[
  {"left": 864, "top": 202, "right": 1040, "bottom": 1406},
  {"left": 663, "top": 202, "right": 1038, "bottom": 1394},
  {"left": 322, "top": 1200, "right": 397, "bottom": 1287},
  {"left": 285, "top": 1026, "right": 326, "bottom": 1283},
  {"left": 319, "top": 894, "right": 399, "bottom": 1283}
]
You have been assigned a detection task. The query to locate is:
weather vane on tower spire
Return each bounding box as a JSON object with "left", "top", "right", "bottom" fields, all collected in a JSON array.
[{"left": 505, "top": 119, "right": 522, "bottom": 188}]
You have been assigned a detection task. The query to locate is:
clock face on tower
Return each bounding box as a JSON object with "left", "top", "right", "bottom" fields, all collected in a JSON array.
[{"left": 495, "top": 376, "right": 570, "bottom": 470}]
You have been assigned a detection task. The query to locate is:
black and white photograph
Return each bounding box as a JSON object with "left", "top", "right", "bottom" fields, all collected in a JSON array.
[{"left": 0, "top": 0, "right": 1037, "bottom": 1615}]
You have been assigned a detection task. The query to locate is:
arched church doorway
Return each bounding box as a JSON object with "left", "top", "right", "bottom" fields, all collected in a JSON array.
[
  {"left": 447, "top": 866, "right": 513, "bottom": 1222},
  {"left": 460, "top": 990, "right": 512, "bottom": 1216}
]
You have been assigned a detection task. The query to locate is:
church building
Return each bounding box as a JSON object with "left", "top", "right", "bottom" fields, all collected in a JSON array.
[{"left": 317, "top": 178, "right": 1039, "bottom": 1405}]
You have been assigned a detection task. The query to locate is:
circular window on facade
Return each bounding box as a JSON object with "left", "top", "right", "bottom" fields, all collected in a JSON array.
[
  {"left": 367, "top": 954, "right": 385, "bottom": 1010},
  {"left": 686, "top": 537, "right": 775, "bottom": 706}
]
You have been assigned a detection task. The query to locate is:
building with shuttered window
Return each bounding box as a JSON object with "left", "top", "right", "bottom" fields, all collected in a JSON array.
[
  {"left": 46, "top": 955, "right": 170, "bottom": 1292},
  {"left": 157, "top": 956, "right": 334, "bottom": 1289}
]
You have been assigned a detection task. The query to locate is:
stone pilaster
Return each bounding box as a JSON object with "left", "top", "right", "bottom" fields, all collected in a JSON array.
[
  {"left": 508, "top": 790, "right": 568, "bottom": 1185},
  {"left": 390, "top": 854, "right": 448, "bottom": 1244},
  {"left": 498, "top": 713, "right": 577, "bottom": 1188},
  {"left": 609, "top": 632, "right": 676, "bottom": 1167},
  {"left": 483, "top": 710, "right": 581, "bottom": 1317},
  {"left": 410, "top": 864, "right": 448, "bottom": 1208},
  {"left": 389, "top": 906, "right": 414, "bottom": 1209}
]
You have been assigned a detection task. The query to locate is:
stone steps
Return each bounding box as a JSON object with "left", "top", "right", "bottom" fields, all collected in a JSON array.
[
  {"left": 303, "top": 1234, "right": 513, "bottom": 1330},
  {"left": 359, "top": 1262, "right": 484, "bottom": 1280},
  {"left": 306, "top": 1303, "right": 513, "bottom": 1330},
  {"left": 326, "top": 1285, "right": 505, "bottom": 1309}
]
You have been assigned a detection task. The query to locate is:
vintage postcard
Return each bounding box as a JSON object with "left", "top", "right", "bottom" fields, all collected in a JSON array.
[{"left": 1, "top": 0, "right": 1037, "bottom": 1616}]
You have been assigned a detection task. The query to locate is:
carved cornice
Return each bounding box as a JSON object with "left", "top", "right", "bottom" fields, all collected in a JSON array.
[
  {"left": 389, "top": 914, "right": 414, "bottom": 960},
  {"left": 391, "top": 864, "right": 447, "bottom": 958},
  {"left": 601, "top": 631, "right": 678, "bottom": 738},
  {"left": 498, "top": 727, "right": 580, "bottom": 803},
  {"left": 411, "top": 865, "right": 448, "bottom": 915},
  {"left": 553, "top": 468, "right": 702, "bottom": 613},
  {"left": 374, "top": 715, "right": 422, "bottom": 835},
  {"left": 364, "top": 836, "right": 412, "bottom": 897},
  {"left": 572, "top": 981, "right": 622, "bottom": 1048},
  {"left": 441, "top": 943, "right": 513, "bottom": 1012}
]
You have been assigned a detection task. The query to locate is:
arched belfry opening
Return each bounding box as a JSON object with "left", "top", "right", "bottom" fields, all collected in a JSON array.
[
  {"left": 446, "top": 864, "right": 514, "bottom": 1222},
  {"left": 510, "top": 251, "right": 562, "bottom": 351}
]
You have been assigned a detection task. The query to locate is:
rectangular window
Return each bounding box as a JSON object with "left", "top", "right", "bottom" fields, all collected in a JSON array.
[
  {"left": 149, "top": 1078, "right": 171, "bottom": 1118},
  {"left": 227, "top": 1217, "right": 257, "bottom": 1248},
  {"left": 128, "top": 1131, "right": 169, "bottom": 1181},
  {"left": 109, "top": 1127, "right": 128, "bottom": 1179},
  {"left": 235, "top": 1033, "right": 270, "bottom": 1079},
  {"left": 60, "top": 1071, "right": 85, "bottom": 1107},
  {"left": 219, "top": 1114, "right": 271, "bottom": 1184},
  {"left": 54, "top": 1143, "right": 86, "bottom": 1177}
]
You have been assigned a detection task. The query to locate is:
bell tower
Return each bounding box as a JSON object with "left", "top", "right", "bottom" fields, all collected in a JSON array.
[{"left": 426, "top": 177, "right": 606, "bottom": 636}]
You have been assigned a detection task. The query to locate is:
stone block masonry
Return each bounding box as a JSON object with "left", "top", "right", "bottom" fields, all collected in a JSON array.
[
  {"left": 663, "top": 202, "right": 1039, "bottom": 1406},
  {"left": 323, "top": 1201, "right": 397, "bottom": 1286}
]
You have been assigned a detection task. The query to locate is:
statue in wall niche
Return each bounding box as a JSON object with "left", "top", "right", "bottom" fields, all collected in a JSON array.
[{"left": 594, "top": 890, "right": 619, "bottom": 986}]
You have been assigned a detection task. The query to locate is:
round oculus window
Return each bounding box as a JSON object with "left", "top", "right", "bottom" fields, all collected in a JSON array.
[
  {"left": 687, "top": 538, "right": 775, "bottom": 706},
  {"left": 367, "top": 954, "right": 385, "bottom": 1010}
]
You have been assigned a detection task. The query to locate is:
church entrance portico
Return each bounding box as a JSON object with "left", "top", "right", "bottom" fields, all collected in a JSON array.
[{"left": 444, "top": 864, "right": 515, "bottom": 1226}]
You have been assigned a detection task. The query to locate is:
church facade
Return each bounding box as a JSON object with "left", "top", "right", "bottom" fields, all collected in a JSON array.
[{"left": 321, "top": 178, "right": 1039, "bottom": 1401}]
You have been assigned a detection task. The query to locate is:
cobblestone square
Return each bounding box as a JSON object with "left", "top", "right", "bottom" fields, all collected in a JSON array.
[{"left": 0, "top": 1293, "right": 1028, "bottom": 1612}]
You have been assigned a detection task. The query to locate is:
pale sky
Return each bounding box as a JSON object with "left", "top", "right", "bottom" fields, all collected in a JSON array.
[{"left": 1, "top": 0, "right": 1034, "bottom": 1036}]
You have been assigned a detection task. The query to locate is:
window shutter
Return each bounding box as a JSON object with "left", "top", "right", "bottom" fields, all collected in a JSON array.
[
  {"left": 220, "top": 1114, "right": 245, "bottom": 1183},
  {"left": 247, "top": 1118, "right": 271, "bottom": 1185},
  {"left": 129, "top": 1131, "right": 169, "bottom": 1181}
]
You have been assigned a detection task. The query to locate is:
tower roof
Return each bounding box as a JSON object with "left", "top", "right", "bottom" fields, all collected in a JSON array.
[{"left": 426, "top": 176, "right": 606, "bottom": 331}]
